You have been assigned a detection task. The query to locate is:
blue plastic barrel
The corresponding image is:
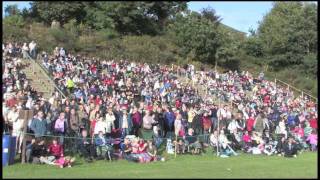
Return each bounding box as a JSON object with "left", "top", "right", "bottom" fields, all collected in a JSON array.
[
  {"left": 2, "top": 135, "right": 10, "bottom": 166},
  {"left": 9, "top": 136, "right": 17, "bottom": 165}
]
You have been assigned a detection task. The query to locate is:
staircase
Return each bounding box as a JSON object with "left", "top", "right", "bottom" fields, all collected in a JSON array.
[
  {"left": 20, "top": 59, "right": 56, "bottom": 99},
  {"left": 177, "top": 73, "right": 230, "bottom": 106},
  {"left": 177, "top": 74, "right": 212, "bottom": 101}
]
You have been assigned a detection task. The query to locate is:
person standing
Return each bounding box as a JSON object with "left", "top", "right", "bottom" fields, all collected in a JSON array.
[
  {"left": 131, "top": 107, "right": 142, "bottom": 137},
  {"left": 153, "top": 106, "right": 164, "bottom": 137},
  {"left": 22, "top": 43, "right": 31, "bottom": 59},
  {"left": 30, "top": 111, "right": 47, "bottom": 138},
  {"left": 54, "top": 112, "right": 68, "bottom": 145},
  {"left": 105, "top": 108, "right": 116, "bottom": 138},
  {"left": 28, "top": 41, "right": 37, "bottom": 59},
  {"left": 142, "top": 110, "right": 155, "bottom": 140},
  {"left": 119, "top": 109, "right": 132, "bottom": 137},
  {"left": 164, "top": 107, "right": 175, "bottom": 138}
]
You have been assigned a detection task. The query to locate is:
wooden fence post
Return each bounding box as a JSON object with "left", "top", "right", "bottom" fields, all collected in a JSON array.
[
  {"left": 175, "top": 135, "right": 178, "bottom": 159},
  {"left": 21, "top": 110, "right": 31, "bottom": 164}
]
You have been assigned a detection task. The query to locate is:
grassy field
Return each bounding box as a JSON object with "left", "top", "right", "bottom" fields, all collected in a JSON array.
[{"left": 3, "top": 152, "right": 317, "bottom": 179}]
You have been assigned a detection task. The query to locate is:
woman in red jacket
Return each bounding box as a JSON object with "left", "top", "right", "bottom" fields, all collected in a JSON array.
[
  {"left": 202, "top": 112, "right": 212, "bottom": 134},
  {"left": 309, "top": 114, "right": 317, "bottom": 130},
  {"left": 47, "top": 139, "right": 64, "bottom": 159},
  {"left": 246, "top": 115, "right": 255, "bottom": 132}
]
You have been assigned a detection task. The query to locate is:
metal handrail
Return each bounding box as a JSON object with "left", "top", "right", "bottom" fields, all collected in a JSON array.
[
  {"left": 28, "top": 57, "right": 67, "bottom": 99},
  {"left": 275, "top": 78, "right": 317, "bottom": 102}
]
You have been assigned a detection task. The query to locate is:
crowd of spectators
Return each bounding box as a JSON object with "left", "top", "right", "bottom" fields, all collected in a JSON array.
[{"left": 2, "top": 41, "right": 318, "bottom": 166}]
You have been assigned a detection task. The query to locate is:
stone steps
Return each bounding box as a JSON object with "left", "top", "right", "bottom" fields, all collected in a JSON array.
[{"left": 20, "top": 58, "right": 56, "bottom": 99}]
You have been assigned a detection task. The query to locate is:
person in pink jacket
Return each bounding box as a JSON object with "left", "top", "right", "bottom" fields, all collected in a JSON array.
[
  {"left": 306, "top": 130, "right": 317, "bottom": 151},
  {"left": 54, "top": 156, "right": 76, "bottom": 168}
]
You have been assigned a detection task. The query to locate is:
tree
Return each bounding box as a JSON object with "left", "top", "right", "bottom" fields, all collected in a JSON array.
[
  {"left": 248, "top": 2, "right": 317, "bottom": 69},
  {"left": 143, "top": 2, "right": 188, "bottom": 31},
  {"left": 3, "top": 15, "right": 28, "bottom": 42},
  {"left": 29, "top": 1, "right": 87, "bottom": 26},
  {"left": 201, "top": 6, "right": 221, "bottom": 23},
  {"left": 168, "top": 11, "right": 222, "bottom": 64},
  {"left": 81, "top": 1, "right": 188, "bottom": 35},
  {"left": 4, "top": 4, "right": 20, "bottom": 16}
]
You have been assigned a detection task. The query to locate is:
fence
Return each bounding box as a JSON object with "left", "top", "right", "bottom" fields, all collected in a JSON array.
[
  {"left": 275, "top": 78, "right": 317, "bottom": 104},
  {"left": 9, "top": 119, "right": 213, "bottom": 164}
]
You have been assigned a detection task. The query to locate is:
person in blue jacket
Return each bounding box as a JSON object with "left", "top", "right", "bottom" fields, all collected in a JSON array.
[{"left": 164, "top": 107, "right": 175, "bottom": 138}]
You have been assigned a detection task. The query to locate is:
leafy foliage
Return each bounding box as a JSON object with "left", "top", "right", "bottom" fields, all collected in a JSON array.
[
  {"left": 30, "top": 1, "right": 87, "bottom": 25},
  {"left": 4, "top": 4, "right": 20, "bottom": 16},
  {"left": 252, "top": 2, "right": 317, "bottom": 68},
  {"left": 168, "top": 11, "right": 222, "bottom": 64}
]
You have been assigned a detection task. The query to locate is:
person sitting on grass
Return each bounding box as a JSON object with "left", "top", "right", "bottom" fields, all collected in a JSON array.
[
  {"left": 138, "top": 138, "right": 152, "bottom": 163},
  {"left": 276, "top": 135, "right": 286, "bottom": 156},
  {"left": 32, "top": 138, "right": 48, "bottom": 164},
  {"left": 284, "top": 137, "right": 298, "bottom": 158},
  {"left": 242, "top": 130, "right": 252, "bottom": 152},
  {"left": 40, "top": 138, "right": 64, "bottom": 165},
  {"left": 77, "top": 129, "right": 96, "bottom": 162},
  {"left": 185, "top": 128, "right": 202, "bottom": 154},
  {"left": 95, "top": 131, "right": 113, "bottom": 161},
  {"left": 247, "top": 131, "right": 264, "bottom": 155},
  {"left": 146, "top": 140, "right": 165, "bottom": 162},
  {"left": 48, "top": 138, "right": 64, "bottom": 159},
  {"left": 122, "top": 137, "right": 135, "bottom": 162},
  {"left": 175, "top": 138, "right": 186, "bottom": 154},
  {"left": 219, "top": 129, "right": 238, "bottom": 157},
  {"left": 130, "top": 137, "right": 143, "bottom": 163},
  {"left": 209, "top": 130, "right": 219, "bottom": 153},
  {"left": 54, "top": 156, "right": 76, "bottom": 168}
]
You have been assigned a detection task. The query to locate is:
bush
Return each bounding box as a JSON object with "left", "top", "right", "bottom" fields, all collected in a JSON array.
[
  {"left": 3, "top": 15, "right": 29, "bottom": 43},
  {"left": 28, "top": 23, "right": 55, "bottom": 52}
]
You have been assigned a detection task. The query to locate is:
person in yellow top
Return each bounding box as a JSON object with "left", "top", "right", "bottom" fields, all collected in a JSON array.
[
  {"left": 66, "top": 77, "right": 75, "bottom": 94},
  {"left": 252, "top": 85, "right": 259, "bottom": 94},
  {"left": 188, "top": 106, "right": 196, "bottom": 124}
]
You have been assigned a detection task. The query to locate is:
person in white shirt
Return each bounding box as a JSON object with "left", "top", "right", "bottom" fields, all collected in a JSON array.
[
  {"left": 11, "top": 107, "right": 24, "bottom": 154},
  {"left": 93, "top": 113, "right": 107, "bottom": 135},
  {"left": 59, "top": 47, "right": 66, "bottom": 57},
  {"left": 209, "top": 130, "right": 219, "bottom": 148},
  {"left": 22, "top": 43, "right": 31, "bottom": 59},
  {"left": 29, "top": 41, "right": 37, "bottom": 58},
  {"left": 7, "top": 106, "right": 19, "bottom": 128},
  {"left": 105, "top": 108, "right": 116, "bottom": 137},
  {"left": 227, "top": 118, "right": 241, "bottom": 133}
]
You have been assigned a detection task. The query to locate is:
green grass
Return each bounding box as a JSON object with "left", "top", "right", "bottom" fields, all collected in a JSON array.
[{"left": 3, "top": 152, "right": 317, "bottom": 179}]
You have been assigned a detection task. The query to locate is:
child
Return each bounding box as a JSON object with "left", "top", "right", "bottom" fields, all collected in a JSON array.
[
  {"left": 95, "top": 131, "right": 107, "bottom": 159},
  {"left": 147, "top": 140, "right": 165, "bottom": 162},
  {"left": 54, "top": 156, "right": 76, "bottom": 168},
  {"left": 175, "top": 139, "right": 185, "bottom": 154},
  {"left": 306, "top": 130, "right": 317, "bottom": 151},
  {"left": 138, "top": 139, "right": 152, "bottom": 163},
  {"left": 242, "top": 131, "right": 252, "bottom": 152}
]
